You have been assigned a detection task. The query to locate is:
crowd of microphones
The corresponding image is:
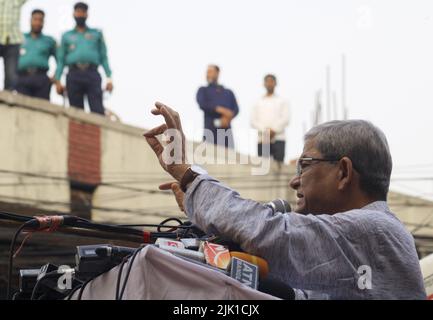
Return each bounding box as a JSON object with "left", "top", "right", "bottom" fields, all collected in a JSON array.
[{"left": 1, "top": 199, "right": 295, "bottom": 300}]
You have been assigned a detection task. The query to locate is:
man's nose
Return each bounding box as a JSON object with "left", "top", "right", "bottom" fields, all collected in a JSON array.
[{"left": 289, "top": 175, "right": 300, "bottom": 190}]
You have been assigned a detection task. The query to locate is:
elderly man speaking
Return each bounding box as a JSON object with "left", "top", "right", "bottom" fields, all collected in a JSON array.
[{"left": 144, "top": 102, "right": 426, "bottom": 300}]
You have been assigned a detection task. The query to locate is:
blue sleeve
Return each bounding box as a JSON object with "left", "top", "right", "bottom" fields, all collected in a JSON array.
[{"left": 196, "top": 87, "right": 215, "bottom": 113}]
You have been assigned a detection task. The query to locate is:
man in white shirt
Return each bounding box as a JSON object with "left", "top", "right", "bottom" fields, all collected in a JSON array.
[{"left": 251, "top": 74, "right": 290, "bottom": 167}]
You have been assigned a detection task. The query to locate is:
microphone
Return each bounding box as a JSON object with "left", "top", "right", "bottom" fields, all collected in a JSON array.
[
  {"left": 265, "top": 199, "right": 291, "bottom": 214},
  {"left": 170, "top": 254, "right": 230, "bottom": 276},
  {"left": 156, "top": 244, "right": 206, "bottom": 263},
  {"left": 180, "top": 238, "right": 201, "bottom": 250},
  {"left": 154, "top": 238, "right": 206, "bottom": 262},
  {"left": 24, "top": 215, "right": 80, "bottom": 231},
  {"left": 229, "top": 252, "right": 269, "bottom": 278},
  {"left": 95, "top": 245, "right": 137, "bottom": 261},
  {"left": 154, "top": 242, "right": 290, "bottom": 297},
  {"left": 202, "top": 241, "right": 231, "bottom": 269},
  {"left": 155, "top": 238, "right": 185, "bottom": 248},
  {"left": 94, "top": 242, "right": 206, "bottom": 265},
  {"left": 258, "top": 277, "right": 295, "bottom": 300},
  {"left": 169, "top": 252, "right": 260, "bottom": 290},
  {"left": 229, "top": 257, "right": 259, "bottom": 289}
]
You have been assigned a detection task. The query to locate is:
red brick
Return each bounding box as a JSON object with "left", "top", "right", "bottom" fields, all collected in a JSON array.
[{"left": 68, "top": 120, "right": 101, "bottom": 185}]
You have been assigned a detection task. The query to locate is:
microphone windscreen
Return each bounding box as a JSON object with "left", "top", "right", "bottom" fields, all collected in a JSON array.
[
  {"left": 266, "top": 199, "right": 291, "bottom": 213},
  {"left": 229, "top": 252, "right": 269, "bottom": 278}
]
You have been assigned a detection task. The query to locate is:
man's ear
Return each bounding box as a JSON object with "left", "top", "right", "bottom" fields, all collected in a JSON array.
[{"left": 337, "top": 157, "right": 354, "bottom": 191}]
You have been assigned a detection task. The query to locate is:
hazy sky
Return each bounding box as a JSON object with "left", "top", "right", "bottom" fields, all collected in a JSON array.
[{"left": 3, "top": 0, "right": 433, "bottom": 198}]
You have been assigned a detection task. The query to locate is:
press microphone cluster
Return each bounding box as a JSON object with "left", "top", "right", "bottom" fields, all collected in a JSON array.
[
  {"left": 88, "top": 196, "right": 294, "bottom": 300},
  {"left": 7, "top": 198, "right": 294, "bottom": 300},
  {"left": 92, "top": 237, "right": 295, "bottom": 300}
]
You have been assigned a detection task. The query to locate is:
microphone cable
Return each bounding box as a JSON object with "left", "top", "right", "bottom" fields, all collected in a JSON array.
[
  {"left": 115, "top": 257, "right": 128, "bottom": 300},
  {"left": 157, "top": 217, "right": 184, "bottom": 232},
  {"left": 6, "top": 221, "right": 31, "bottom": 300},
  {"left": 30, "top": 270, "right": 60, "bottom": 300},
  {"left": 76, "top": 278, "right": 94, "bottom": 300},
  {"left": 65, "top": 282, "right": 84, "bottom": 300},
  {"left": 116, "top": 247, "right": 144, "bottom": 300}
]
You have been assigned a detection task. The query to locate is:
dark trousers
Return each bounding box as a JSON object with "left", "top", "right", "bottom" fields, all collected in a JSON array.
[
  {"left": 16, "top": 72, "right": 52, "bottom": 100},
  {"left": 258, "top": 140, "right": 286, "bottom": 163},
  {"left": 0, "top": 44, "right": 19, "bottom": 90},
  {"left": 66, "top": 68, "right": 104, "bottom": 115}
]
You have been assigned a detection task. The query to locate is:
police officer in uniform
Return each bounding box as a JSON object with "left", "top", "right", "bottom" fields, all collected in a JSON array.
[
  {"left": 16, "top": 9, "right": 56, "bottom": 100},
  {"left": 55, "top": 2, "right": 113, "bottom": 115}
]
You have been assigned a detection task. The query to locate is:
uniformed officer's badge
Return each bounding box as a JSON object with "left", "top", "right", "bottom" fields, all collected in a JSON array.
[
  {"left": 85, "top": 33, "right": 93, "bottom": 40},
  {"left": 19, "top": 48, "right": 26, "bottom": 56}
]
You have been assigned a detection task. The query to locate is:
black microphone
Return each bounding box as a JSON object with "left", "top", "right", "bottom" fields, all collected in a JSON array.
[
  {"left": 265, "top": 199, "right": 291, "bottom": 214},
  {"left": 258, "top": 277, "right": 295, "bottom": 300},
  {"left": 24, "top": 215, "right": 80, "bottom": 230},
  {"left": 95, "top": 245, "right": 137, "bottom": 261}
]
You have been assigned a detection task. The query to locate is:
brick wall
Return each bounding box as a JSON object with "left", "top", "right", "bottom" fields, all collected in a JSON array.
[{"left": 68, "top": 120, "right": 101, "bottom": 186}]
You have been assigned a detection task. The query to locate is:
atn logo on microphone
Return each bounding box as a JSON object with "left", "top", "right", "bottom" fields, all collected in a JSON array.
[
  {"left": 357, "top": 265, "right": 372, "bottom": 290},
  {"left": 230, "top": 257, "right": 259, "bottom": 290}
]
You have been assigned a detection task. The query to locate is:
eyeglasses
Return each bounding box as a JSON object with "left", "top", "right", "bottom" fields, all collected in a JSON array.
[{"left": 295, "top": 157, "right": 340, "bottom": 176}]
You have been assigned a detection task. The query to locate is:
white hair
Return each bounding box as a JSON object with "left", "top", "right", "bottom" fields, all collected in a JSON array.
[{"left": 305, "top": 120, "right": 392, "bottom": 200}]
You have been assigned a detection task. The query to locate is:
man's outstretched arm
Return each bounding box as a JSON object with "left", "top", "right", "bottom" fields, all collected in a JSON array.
[{"left": 143, "top": 102, "right": 367, "bottom": 293}]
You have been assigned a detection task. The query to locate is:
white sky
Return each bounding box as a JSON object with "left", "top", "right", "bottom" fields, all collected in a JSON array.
[{"left": 3, "top": 0, "right": 433, "bottom": 199}]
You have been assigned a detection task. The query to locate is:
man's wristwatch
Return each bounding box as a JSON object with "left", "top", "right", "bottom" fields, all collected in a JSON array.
[{"left": 180, "top": 165, "right": 208, "bottom": 192}]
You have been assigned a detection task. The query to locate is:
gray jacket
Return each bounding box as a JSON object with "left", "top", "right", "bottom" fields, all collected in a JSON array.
[{"left": 184, "top": 174, "right": 426, "bottom": 299}]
